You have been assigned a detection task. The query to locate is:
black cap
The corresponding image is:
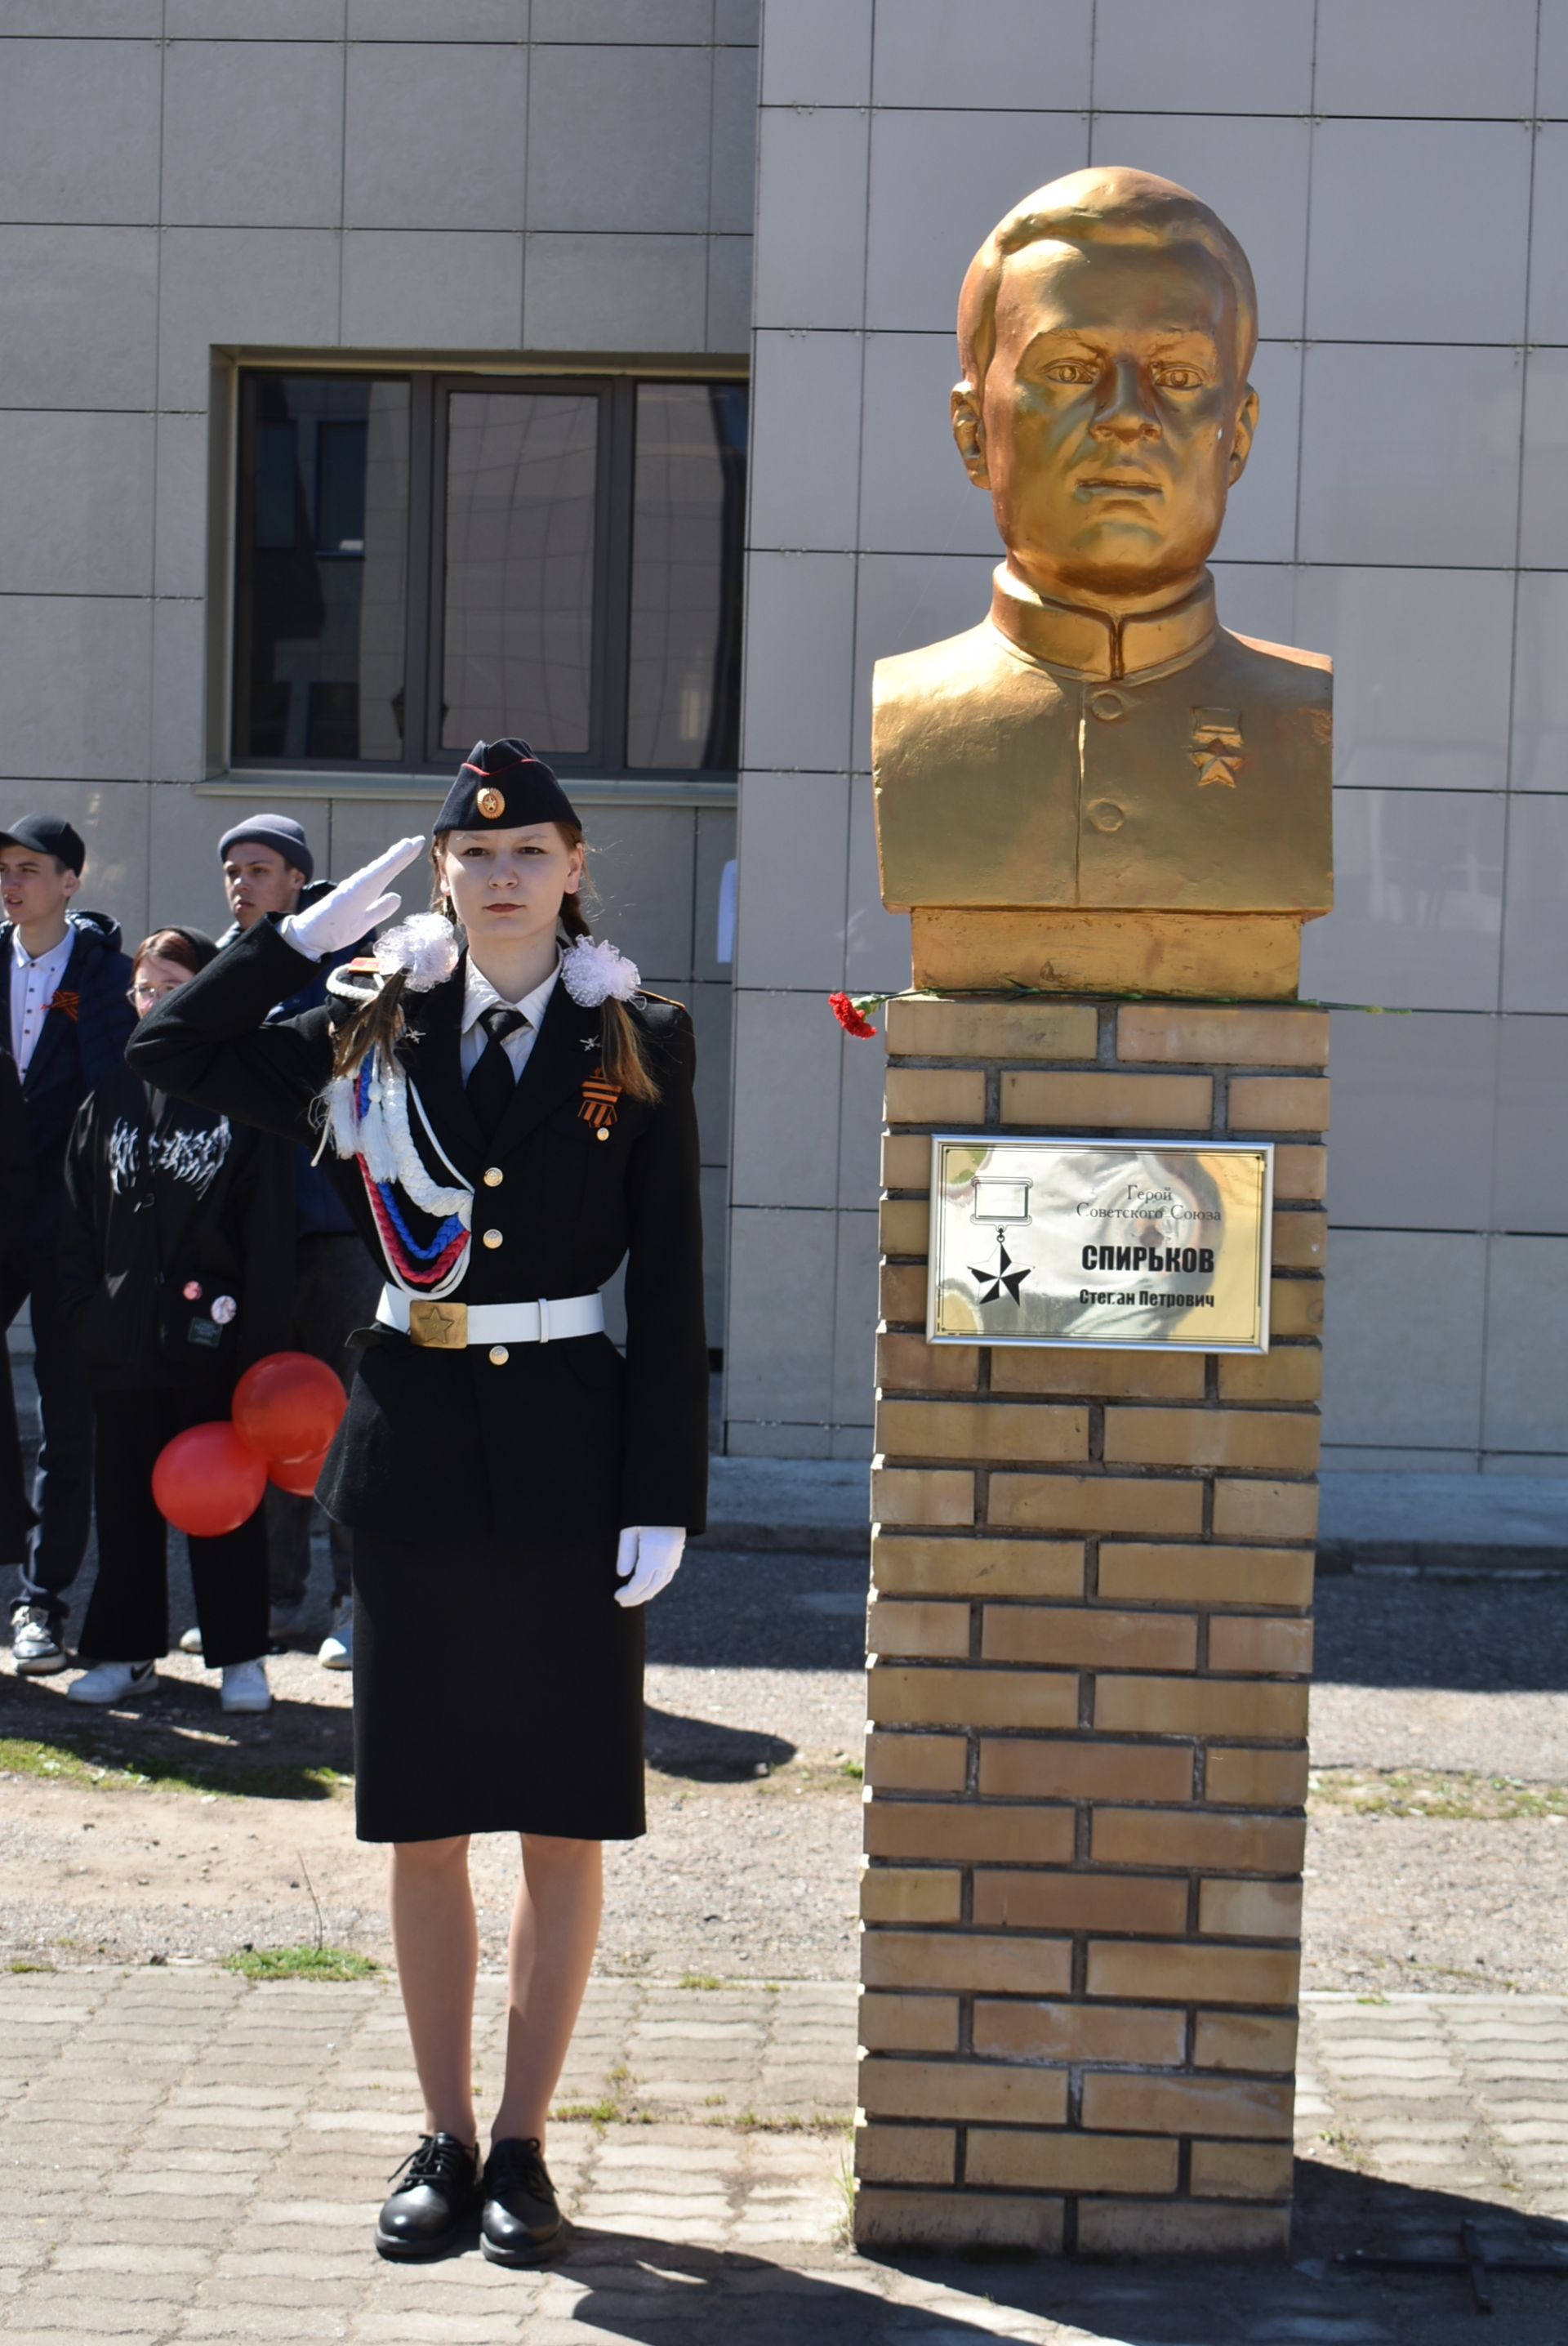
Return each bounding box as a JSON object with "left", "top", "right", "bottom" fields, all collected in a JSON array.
[
  {"left": 216, "top": 812, "right": 314, "bottom": 882},
  {"left": 149, "top": 924, "right": 220, "bottom": 972},
  {"left": 0, "top": 813, "right": 85, "bottom": 875},
  {"left": 434, "top": 739, "right": 579, "bottom": 836}
]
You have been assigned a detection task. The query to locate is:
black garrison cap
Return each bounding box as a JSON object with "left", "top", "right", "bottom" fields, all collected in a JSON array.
[{"left": 434, "top": 739, "right": 580, "bottom": 835}]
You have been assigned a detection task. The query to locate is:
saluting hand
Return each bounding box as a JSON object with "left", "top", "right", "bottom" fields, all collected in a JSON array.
[
  {"left": 614, "top": 1526, "right": 686, "bottom": 1608},
  {"left": 283, "top": 836, "right": 427, "bottom": 961}
]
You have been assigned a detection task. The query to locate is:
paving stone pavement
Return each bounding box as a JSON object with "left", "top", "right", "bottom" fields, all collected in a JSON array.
[{"left": 3, "top": 1971, "right": 1568, "bottom": 2344}]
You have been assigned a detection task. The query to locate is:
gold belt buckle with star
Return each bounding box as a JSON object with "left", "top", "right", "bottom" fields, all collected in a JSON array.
[{"left": 408, "top": 1300, "right": 468, "bottom": 1349}]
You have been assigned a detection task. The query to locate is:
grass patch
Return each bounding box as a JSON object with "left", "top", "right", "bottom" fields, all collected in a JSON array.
[
  {"left": 837, "top": 1759, "right": 863, "bottom": 1781},
  {"left": 1308, "top": 1768, "right": 1568, "bottom": 1822},
  {"left": 678, "top": 1972, "right": 726, "bottom": 1991},
  {"left": 8, "top": 1960, "right": 54, "bottom": 1974},
  {"left": 0, "top": 1733, "right": 350, "bottom": 1804},
  {"left": 223, "top": 1945, "right": 379, "bottom": 1982}
]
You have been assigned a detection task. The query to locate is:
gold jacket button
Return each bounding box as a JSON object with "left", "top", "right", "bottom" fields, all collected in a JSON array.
[
  {"left": 595, "top": 1127, "right": 610, "bottom": 1142},
  {"left": 483, "top": 1228, "right": 503, "bottom": 1249},
  {"left": 488, "top": 1345, "right": 509, "bottom": 1367},
  {"left": 483, "top": 1166, "right": 503, "bottom": 1188},
  {"left": 1088, "top": 798, "right": 1125, "bottom": 833}
]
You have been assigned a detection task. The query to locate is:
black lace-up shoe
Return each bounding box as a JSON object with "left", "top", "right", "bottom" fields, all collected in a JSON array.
[
  {"left": 481, "top": 2136, "right": 564, "bottom": 2265},
  {"left": 375, "top": 2131, "right": 481, "bottom": 2260}
]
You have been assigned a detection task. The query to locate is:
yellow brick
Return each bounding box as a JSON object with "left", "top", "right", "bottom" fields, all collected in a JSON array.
[
  {"left": 854, "top": 2189, "right": 1064, "bottom": 2252},
  {"left": 1193, "top": 2012, "right": 1299, "bottom": 2072},
  {"left": 991, "top": 1347, "right": 1207, "bottom": 1400},
  {"left": 1271, "top": 1211, "right": 1328, "bottom": 1270},
  {"left": 1218, "top": 1348, "right": 1323, "bottom": 1404},
  {"left": 1199, "top": 1880, "right": 1303, "bottom": 1939},
  {"left": 861, "top": 1930, "right": 1073, "bottom": 1996},
  {"left": 860, "top": 2057, "right": 1068, "bottom": 2125},
  {"left": 1090, "top": 1809, "right": 1307, "bottom": 1874},
  {"left": 978, "top": 1738, "right": 1192, "bottom": 1804},
  {"left": 989, "top": 1474, "right": 1205, "bottom": 1536},
  {"left": 1116, "top": 1004, "right": 1329, "bottom": 1068},
  {"left": 867, "top": 1666, "right": 1078, "bottom": 1732},
  {"left": 1103, "top": 1408, "right": 1320, "bottom": 1474},
  {"left": 1085, "top": 1943, "right": 1302, "bottom": 2014},
  {"left": 1098, "top": 1543, "right": 1314, "bottom": 1608},
  {"left": 1076, "top": 2201, "right": 1290, "bottom": 2257},
  {"left": 877, "top": 1333, "right": 979, "bottom": 1394},
  {"left": 864, "top": 1801, "right": 1076, "bottom": 1866},
  {"left": 885, "top": 996, "right": 1098, "bottom": 1060},
  {"left": 1270, "top": 1278, "right": 1324, "bottom": 1336},
  {"left": 854, "top": 2122, "right": 955, "bottom": 2186},
  {"left": 876, "top": 1399, "right": 1089, "bottom": 1465},
  {"left": 1212, "top": 1479, "right": 1320, "bottom": 1541},
  {"left": 872, "top": 1534, "right": 1085, "bottom": 1599},
  {"left": 871, "top": 1467, "right": 974, "bottom": 1528},
  {"left": 868, "top": 1599, "right": 969, "bottom": 1660},
  {"left": 1191, "top": 2141, "right": 1294, "bottom": 2201},
  {"left": 1229, "top": 1075, "right": 1330, "bottom": 1132},
  {"left": 967, "top": 2130, "right": 1179, "bottom": 2194},
  {"left": 981, "top": 1604, "right": 1196, "bottom": 1672},
  {"left": 858, "top": 1991, "right": 960, "bottom": 2053},
  {"left": 971, "top": 2000, "right": 1185, "bottom": 2067},
  {"left": 885, "top": 1068, "right": 986, "bottom": 1126},
  {"left": 1207, "top": 1617, "right": 1314, "bottom": 1676},
  {"left": 860, "top": 1867, "right": 964, "bottom": 1926},
  {"left": 1083, "top": 2072, "right": 1295, "bottom": 2139},
  {"left": 880, "top": 1260, "right": 928, "bottom": 1322},
  {"left": 1002, "top": 1069, "right": 1213, "bottom": 1131},
  {"left": 1274, "top": 1144, "right": 1326, "bottom": 1201},
  {"left": 1205, "top": 1747, "right": 1311, "bottom": 1807},
  {"left": 865, "top": 1733, "right": 968, "bottom": 1793},
  {"left": 880, "top": 1131, "right": 931, "bottom": 1189},
  {"left": 1094, "top": 1677, "right": 1311, "bottom": 1740},
  {"left": 972, "top": 1871, "right": 1188, "bottom": 1935},
  {"left": 879, "top": 1197, "right": 932, "bottom": 1255}
]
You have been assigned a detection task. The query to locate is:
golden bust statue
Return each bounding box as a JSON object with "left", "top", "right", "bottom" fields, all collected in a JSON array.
[{"left": 873, "top": 167, "right": 1332, "bottom": 995}]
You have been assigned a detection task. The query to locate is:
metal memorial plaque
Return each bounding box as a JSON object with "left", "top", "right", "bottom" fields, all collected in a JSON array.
[{"left": 927, "top": 1136, "right": 1273, "bottom": 1353}]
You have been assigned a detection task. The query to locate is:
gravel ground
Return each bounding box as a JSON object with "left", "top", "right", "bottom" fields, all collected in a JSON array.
[{"left": 2, "top": 1549, "right": 1565, "bottom": 1987}]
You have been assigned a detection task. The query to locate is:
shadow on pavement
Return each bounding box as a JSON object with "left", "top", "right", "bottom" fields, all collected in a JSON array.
[
  {"left": 0, "top": 1664, "right": 352, "bottom": 1799},
  {"left": 643, "top": 1702, "right": 795, "bottom": 1780}
]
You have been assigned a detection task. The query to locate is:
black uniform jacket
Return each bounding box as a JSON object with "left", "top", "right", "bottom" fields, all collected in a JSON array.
[
  {"left": 127, "top": 918, "right": 709, "bottom": 1553},
  {"left": 2, "top": 909, "right": 136, "bottom": 1253},
  {"left": 59, "top": 1060, "right": 294, "bottom": 1394}
]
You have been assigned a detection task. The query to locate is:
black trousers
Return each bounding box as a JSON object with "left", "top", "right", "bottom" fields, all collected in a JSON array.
[
  {"left": 264, "top": 1232, "right": 381, "bottom": 1607},
  {"left": 78, "top": 1385, "right": 269, "bottom": 1669},
  {"left": 6, "top": 1248, "right": 94, "bottom": 1617}
]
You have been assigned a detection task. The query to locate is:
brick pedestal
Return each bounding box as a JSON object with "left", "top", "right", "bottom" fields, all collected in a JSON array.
[{"left": 855, "top": 992, "right": 1327, "bottom": 2258}]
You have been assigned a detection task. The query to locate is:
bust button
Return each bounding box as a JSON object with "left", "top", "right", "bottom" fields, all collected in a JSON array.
[
  {"left": 1088, "top": 688, "right": 1132, "bottom": 723},
  {"left": 1088, "top": 799, "right": 1125, "bottom": 833},
  {"left": 483, "top": 1166, "right": 503, "bottom": 1189},
  {"left": 488, "top": 1345, "right": 509, "bottom": 1367},
  {"left": 483, "top": 1228, "right": 503, "bottom": 1250}
]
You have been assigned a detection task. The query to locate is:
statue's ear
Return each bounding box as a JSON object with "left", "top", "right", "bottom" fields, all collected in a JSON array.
[
  {"left": 951, "top": 382, "right": 990, "bottom": 488},
  {"left": 1227, "top": 382, "right": 1259, "bottom": 486}
]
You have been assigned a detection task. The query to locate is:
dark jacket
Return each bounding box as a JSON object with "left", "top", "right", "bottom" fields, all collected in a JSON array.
[
  {"left": 127, "top": 918, "right": 709, "bottom": 1549},
  {"left": 59, "top": 1059, "right": 294, "bottom": 1393},
  {"left": 3, "top": 909, "right": 136, "bottom": 1251},
  {"left": 0, "top": 1047, "right": 36, "bottom": 1559}
]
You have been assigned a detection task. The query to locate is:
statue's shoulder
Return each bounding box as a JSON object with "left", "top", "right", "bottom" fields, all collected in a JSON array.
[
  {"left": 873, "top": 622, "right": 1017, "bottom": 717},
  {"left": 1218, "top": 627, "right": 1332, "bottom": 705}
]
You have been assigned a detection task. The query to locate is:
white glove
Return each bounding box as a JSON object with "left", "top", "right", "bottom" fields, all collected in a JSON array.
[
  {"left": 614, "top": 1526, "right": 686, "bottom": 1608},
  {"left": 280, "top": 836, "right": 426, "bottom": 961}
]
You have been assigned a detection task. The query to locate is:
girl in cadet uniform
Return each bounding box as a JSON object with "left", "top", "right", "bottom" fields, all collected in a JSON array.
[{"left": 130, "top": 743, "right": 709, "bottom": 2267}]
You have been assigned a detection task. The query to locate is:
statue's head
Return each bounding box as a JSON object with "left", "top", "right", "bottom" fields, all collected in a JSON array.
[{"left": 953, "top": 167, "right": 1258, "bottom": 604}]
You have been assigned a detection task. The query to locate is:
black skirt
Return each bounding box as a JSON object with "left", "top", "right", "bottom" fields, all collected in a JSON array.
[{"left": 350, "top": 1524, "right": 646, "bottom": 1844}]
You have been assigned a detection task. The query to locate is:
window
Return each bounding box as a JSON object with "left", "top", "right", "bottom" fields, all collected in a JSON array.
[{"left": 233, "top": 372, "right": 747, "bottom": 779}]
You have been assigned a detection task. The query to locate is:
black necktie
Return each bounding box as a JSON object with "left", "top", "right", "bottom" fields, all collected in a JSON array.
[{"left": 466, "top": 1004, "right": 527, "bottom": 1139}]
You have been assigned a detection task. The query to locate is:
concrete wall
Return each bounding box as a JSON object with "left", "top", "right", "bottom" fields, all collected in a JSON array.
[{"left": 725, "top": 0, "right": 1568, "bottom": 1473}]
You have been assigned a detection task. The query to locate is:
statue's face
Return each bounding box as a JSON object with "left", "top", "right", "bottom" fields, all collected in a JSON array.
[{"left": 964, "top": 235, "right": 1255, "bottom": 601}]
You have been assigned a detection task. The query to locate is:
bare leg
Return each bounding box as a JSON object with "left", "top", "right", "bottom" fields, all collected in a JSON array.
[
  {"left": 491, "top": 1835, "right": 604, "bottom": 2148},
  {"left": 388, "top": 1835, "right": 479, "bottom": 2142}
]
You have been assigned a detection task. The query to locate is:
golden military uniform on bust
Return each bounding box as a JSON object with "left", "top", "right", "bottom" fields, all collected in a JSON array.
[{"left": 873, "top": 167, "right": 1332, "bottom": 996}]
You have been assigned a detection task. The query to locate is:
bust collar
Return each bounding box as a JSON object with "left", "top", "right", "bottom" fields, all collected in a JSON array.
[{"left": 988, "top": 564, "right": 1217, "bottom": 682}]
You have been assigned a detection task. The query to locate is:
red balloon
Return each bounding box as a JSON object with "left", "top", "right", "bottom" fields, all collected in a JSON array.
[
  {"left": 152, "top": 1422, "right": 268, "bottom": 1539},
  {"left": 267, "top": 1448, "right": 329, "bottom": 1498},
  {"left": 233, "top": 1352, "right": 347, "bottom": 1466}
]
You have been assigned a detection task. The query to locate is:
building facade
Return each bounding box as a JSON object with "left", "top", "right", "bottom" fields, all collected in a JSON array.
[{"left": 2, "top": 0, "right": 1563, "bottom": 1473}]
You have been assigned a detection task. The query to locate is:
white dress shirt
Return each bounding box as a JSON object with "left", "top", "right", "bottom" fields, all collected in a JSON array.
[
  {"left": 9, "top": 927, "right": 74, "bottom": 1077},
  {"left": 457, "top": 955, "right": 560, "bottom": 1084}
]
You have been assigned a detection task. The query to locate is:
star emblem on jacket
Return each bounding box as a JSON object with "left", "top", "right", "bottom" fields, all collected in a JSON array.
[{"left": 1189, "top": 707, "right": 1244, "bottom": 788}]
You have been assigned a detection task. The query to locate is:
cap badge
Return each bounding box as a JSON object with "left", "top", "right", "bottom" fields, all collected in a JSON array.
[{"left": 477, "top": 785, "right": 505, "bottom": 820}]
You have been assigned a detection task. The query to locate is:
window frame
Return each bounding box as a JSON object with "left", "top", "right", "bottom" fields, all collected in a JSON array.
[{"left": 229, "top": 365, "right": 745, "bottom": 787}]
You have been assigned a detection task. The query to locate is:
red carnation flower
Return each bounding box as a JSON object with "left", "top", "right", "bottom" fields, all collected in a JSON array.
[{"left": 829, "top": 991, "right": 878, "bottom": 1039}]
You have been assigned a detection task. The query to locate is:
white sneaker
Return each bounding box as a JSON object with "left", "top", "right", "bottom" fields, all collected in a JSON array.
[
  {"left": 69, "top": 1660, "right": 157, "bottom": 1705},
  {"left": 318, "top": 1594, "right": 353, "bottom": 1671},
  {"left": 220, "top": 1658, "right": 271, "bottom": 1714},
  {"left": 178, "top": 1625, "right": 203, "bottom": 1655}
]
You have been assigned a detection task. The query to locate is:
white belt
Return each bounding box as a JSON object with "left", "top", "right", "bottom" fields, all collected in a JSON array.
[{"left": 377, "top": 1286, "right": 604, "bottom": 1349}]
